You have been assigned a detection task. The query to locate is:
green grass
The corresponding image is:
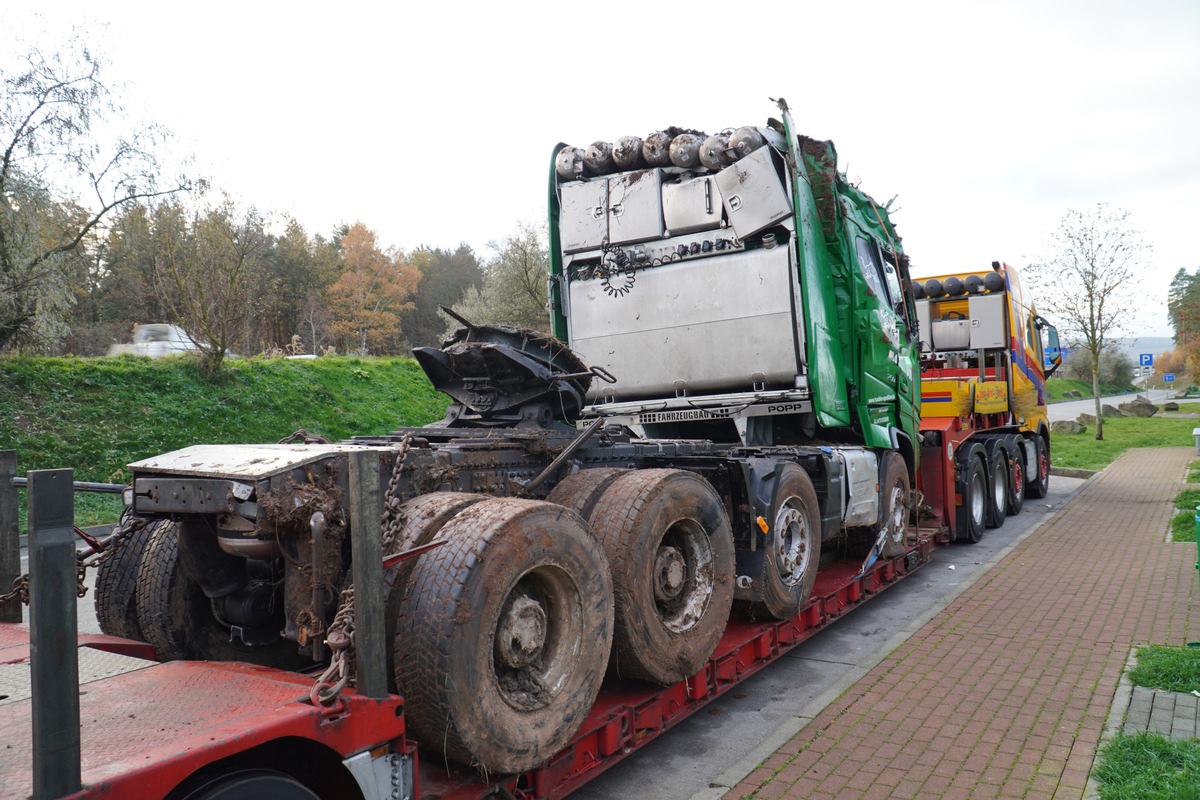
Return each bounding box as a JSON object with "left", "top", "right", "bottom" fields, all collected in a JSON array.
[
  {"left": 1129, "top": 645, "right": 1200, "bottom": 693},
  {"left": 1, "top": 354, "right": 448, "bottom": 525},
  {"left": 1046, "top": 377, "right": 1136, "bottom": 403},
  {"left": 1049, "top": 414, "right": 1200, "bottom": 472},
  {"left": 1170, "top": 489, "right": 1200, "bottom": 543},
  {"left": 1094, "top": 732, "right": 1200, "bottom": 800}
]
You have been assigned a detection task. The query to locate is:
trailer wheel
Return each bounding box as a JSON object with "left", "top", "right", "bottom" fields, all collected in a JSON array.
[
  {"left": 588, "top": 469, "right": 734, "bottom": 685},
  {"left": 1026, "top": 436, "right": 1051, "bottom": 499},
  {"left": 136, "top": 523, "right": 306, "bottom": 668},
  {"left": 956, "top": 456, "right": 987, "bottom": 543},
  {"left": 739, "top": 464, "right": 821, "bottom": 620},
  {"left": 395, "top": 498, "right": 613, "bottom": 774},
  {"left": 94, "top": 512, "right": 170, "bottom": 641},
  {"left": 546, "top": 467, "right": 629, "bottom": 520},
  {"left": 173, "top": 768, "right": 318, "bottom": 800},
  {"left": 1007, "top": 440, "right": 1026, "bottom": 516},
  {"left": 986, "top": 453, "right": 1008, "bottom": 528}
]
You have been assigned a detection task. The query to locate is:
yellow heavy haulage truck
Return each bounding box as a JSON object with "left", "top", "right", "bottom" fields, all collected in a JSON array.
[{"left": 913, "top": 260, "right": 1061, "bottom": 542}]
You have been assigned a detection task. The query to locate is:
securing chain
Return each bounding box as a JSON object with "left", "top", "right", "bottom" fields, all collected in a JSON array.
[
  {"left": 311, "top": 435, "right": 413, "bottom": 707},
  {"left": 0, "top": 513, "right": 147, "bottom": 609}
]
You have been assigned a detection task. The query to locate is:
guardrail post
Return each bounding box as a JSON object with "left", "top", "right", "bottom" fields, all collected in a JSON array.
[
  {"left": 0, "top": 450, "right": 19, "bottom": 623},
  {"left": 29, "top": 468, "right": 82, "bottom": 797},
  {"left": 348, "top": 449, "right": 387, "bottom": 698}
]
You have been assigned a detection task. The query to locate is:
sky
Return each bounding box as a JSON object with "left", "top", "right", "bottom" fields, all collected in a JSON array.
[{"left": 5, "top": 1, "right": 1198, "bottom": 338}]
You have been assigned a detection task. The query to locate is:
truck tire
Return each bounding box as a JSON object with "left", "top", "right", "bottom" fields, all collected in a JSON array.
[
  {"left": 1006, "top": 437, "right": 1026, "bottom": 515},
  {"left": 956, "top": 455, "right": 987, "bottom": 543},
  {"left": 136, "top": 524, "right": 306, "bottom": 668},
  {"left": 94, "top": 512, "right": 168, "bottom": 641},
  {"left": 394, "top": 498, "right": 613, "bottom": 774},
  {"left": 878, "top": 453, "right": 911, "bottom": 558},
  {"left": 737, "top": 464, "right": 821, "bottom": 621},
  {"left": 588, "top": 469, "right": 734, "bottom": 685},
  {"left": 546, "top": 467, "right": 629, "bottom": 520},
  {"left": 174, "top": 768, "right": 319, "bottom": 800},
  {"left": 383, "top": 492, "right": 488, "bottom": 687},
  {"left": 986, "top": 453, "right": 1008, "bottom": 528},
  {"left": 1027, "top": 435, "right": 1051, "bottom": 499}
]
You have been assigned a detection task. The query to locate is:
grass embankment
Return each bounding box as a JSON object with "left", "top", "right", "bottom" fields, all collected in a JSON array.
[
  {"left": 0, "top": 355, "right": 448, "bottom": 525},
  {"left": 1045, "top": 377, "right": 1136, "bottom": 403}
]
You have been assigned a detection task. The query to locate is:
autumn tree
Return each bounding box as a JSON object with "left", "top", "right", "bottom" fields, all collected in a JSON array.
[
  {"left": 450, "top": 223, "right": 549, "bottom": 332},
  {"left": 0, "top": 32, "right": 191, "bottom": 350},
  {"left": 1026, "top": 204, "right": 1150, "bottom": 440},
  {"left": 155, "top": 198, "right": 268, "bottom": 371},
  {"left": 326, "top": 223, "right": 420, "bottom": 355}
]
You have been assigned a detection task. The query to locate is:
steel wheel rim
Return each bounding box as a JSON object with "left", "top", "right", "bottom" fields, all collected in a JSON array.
[
  {"left": 991, "top": 461, "right": 1007, "bottom": 514},
  {"left": 970, "top": 467, "right": 986, "bottom": 526},
  {"left": 654, "top": 518, "right": 715, "bottom": 634},
  {"left": 773, "top": 502, "right": 811, "bottom": 587},
  {"left": 492, "top": 566, "right": 580, "bottom": 712}
]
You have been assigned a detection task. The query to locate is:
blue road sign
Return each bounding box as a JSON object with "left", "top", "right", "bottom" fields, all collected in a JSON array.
[
  {"left": 1165, "top": 373, "right": 1175, "bottom": 383},
  {"left": 1139, "top": 353, "right": 1153, "bottom": 367}
]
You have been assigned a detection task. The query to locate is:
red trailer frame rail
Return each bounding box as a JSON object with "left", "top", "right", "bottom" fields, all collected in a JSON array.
[{"left": 420, "top": 536, "right": 935, "bottom": 800}]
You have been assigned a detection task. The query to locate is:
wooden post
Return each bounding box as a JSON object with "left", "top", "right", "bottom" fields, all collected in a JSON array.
[
  {"left": 28, "top": 468, "right": 82, "bottom": 797},
  {"left": 348, "top": 450, "right": 387, "bottom": 698}
]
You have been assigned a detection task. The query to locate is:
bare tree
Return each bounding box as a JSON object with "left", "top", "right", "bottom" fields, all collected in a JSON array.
[
  {"left": 1027, "top": 204, "right": 1151, "bottom": 440},
  {"left": 0, "top": 31, "right": 192, "bottom": 350},
  {"left": 156, "top": 198, "right": 267, "bottom": 373}
]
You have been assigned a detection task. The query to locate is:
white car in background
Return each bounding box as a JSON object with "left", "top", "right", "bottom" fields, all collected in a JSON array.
[{"left": 107, "top": 324, "right": 200, "bottom": 358}]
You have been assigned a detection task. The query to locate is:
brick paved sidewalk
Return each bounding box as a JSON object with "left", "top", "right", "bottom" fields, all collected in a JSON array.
[{"left": 725, "top": 447, "right": 1200, "bottom": 800}]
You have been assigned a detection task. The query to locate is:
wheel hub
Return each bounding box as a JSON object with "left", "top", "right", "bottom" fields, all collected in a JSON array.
[
  {"left": 653, "top": 546, "right": 687, "bottom": 602},
  {"left": 774, "top": 507, "right": 809, "bottom": 583},
  {"left": 496, "top": 594, "right": 548, "bottom": 669}
]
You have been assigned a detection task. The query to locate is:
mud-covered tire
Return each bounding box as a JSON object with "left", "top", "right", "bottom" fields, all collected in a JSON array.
[
  {"left": 956, "top": 456, "right": 987, "bottom": 543},
  {"left": 986, "top": 453, "right": 1008, "bottom": 529},
  {"left": 394, "top": 498, "right": 613, "bottom": 774},
  {"left": 588, "top": 469, "right": 734, "bottom": 685},
  {"left": 546, "top": 468, "right": 629, "bottom": 520},
  {"left": 737, "top": 464, "right": 821, "bottom": 621},
  {"left": 1007, "top": 440, "right": 1026, "bottom": 515},
  {"left": 136, "top": 523, "right": 305, "bottom": 668},
  {"left": 383, "top": 492, "right": 488, "bottom": 687},
  {"left": 94, "top": 513, "right": 169, "bottom": 641},
  {"left": 878, "top": 453, "right": 912, "bottom": 558},
  {"left": 1026, "top": 435, "right": 1050, "bottom": 499}
]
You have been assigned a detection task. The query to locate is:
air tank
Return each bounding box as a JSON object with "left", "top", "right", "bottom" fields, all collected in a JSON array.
[
  {"left": 728, "top": 126, "right": 766, "bottom": 159},
  {"left": 612, "top": 135, "right": 644, "bottom": 170},
  {"left": 555, "top": 146, "right": 585, "bottom": 181},
  {"left": 584, "top": 141, "right": 615, "bottom": 175},
  {"left": 699, "top": 133, "right": 732, "bottom": 170},
  {"left": 668, "top": 133, "right": 705, "bottom": 168},
  {"left": 642, "top": 131, "right": 673, "bottom": 167}
]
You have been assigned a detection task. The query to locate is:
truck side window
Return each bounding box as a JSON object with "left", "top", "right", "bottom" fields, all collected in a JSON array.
[
  {"left": 854, "top": 237, "right": 887, "bottom": 301},
  {"left": 878, "top": 248, "right": 904, "bottom": 314}
]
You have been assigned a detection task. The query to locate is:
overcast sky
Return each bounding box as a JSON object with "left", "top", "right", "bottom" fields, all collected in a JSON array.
[{"left": 6, "top": 1, "right": 1197, "bottom": 338}]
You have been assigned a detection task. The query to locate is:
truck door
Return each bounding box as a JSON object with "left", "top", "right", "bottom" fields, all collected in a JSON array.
[{"left": 851, "top": 233, "right": 917, "bottom": 448}]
